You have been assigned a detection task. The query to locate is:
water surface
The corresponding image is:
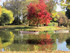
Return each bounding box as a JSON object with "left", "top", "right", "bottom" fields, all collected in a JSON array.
[{"left": 0, "top": 30, "right": 70, "bottom": 51}]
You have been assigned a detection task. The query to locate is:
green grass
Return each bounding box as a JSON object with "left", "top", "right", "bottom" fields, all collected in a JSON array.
[{"left": 0, "top": 25, "right": 67, "bottom": 31}]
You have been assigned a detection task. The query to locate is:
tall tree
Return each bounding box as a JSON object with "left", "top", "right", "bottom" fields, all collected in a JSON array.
[
  {"left": 3, "top": 0, "right": 26, "bottom": 24},
  {"left": 45, "top": 0, "right": 56, "bottom": 13},
  {"left": 22, "top": 0, "right": 39, "bottom": 23},
  {"left": 3, "top": 0, "right": 25, "bottom": 17},
  {"left": 27, "top": 0, "right": 52, "bottom": 26}
]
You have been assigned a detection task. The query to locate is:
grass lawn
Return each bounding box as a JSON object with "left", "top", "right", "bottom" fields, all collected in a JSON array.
[{"left": 0, "top": 25, "right": 67, "bottom": 31}]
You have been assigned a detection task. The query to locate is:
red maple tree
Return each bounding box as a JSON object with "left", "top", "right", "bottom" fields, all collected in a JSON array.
[{"left": 27, "top": 0, "right": 52, "bottom": 26}]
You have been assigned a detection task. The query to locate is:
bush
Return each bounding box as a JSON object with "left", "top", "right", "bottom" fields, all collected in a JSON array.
[
  {"left": 0, "top": 8, "right": 14, "bottom": 26},
  {"left": 48, "top": 22, "right": 58, "bottom": 26},
  {"left": 48, "top": 22, "right": 53, "bottom": 26}
]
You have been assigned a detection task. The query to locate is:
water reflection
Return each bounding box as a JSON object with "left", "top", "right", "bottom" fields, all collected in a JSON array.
[
  {"left": 66, "top": 38, "right": 70, "bottom": 50},
  {"left": 38, "top": 33, "right": 56, "bottom": 51},
  {"left": 56, "top": 33, "right": 70, "bottom": 43},
  {"left": 56, "top": 39, "right": 70, "bottom": 51},
  {"left": 0, "top": 30, "right": 70, "bottom": 51},
  {"left": 56, "top": 33, "right": 70, "bottom": 51},
  {"left": 0, "top": 31, "right": 14, "bottom": 51}
]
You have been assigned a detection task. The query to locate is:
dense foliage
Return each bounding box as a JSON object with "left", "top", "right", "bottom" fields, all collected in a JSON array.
[
  {"left": 0, "top": 6, "right": 2, "bottom": 16},
  {"left": 66, "top": 6, "right": 70, "bottom": 19},
  {"left": 0, "top": 8, "right": 14, "bottom": 25},
  {"left": 27, "top": 0, "right": 52, "bottom": 26},
  {"left": 0, "top": 31, "right": 14, "bottom": 48}
]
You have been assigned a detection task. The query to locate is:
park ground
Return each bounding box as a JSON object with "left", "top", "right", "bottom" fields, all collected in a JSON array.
[{"left": 0, "top": 25, "right": 67, "bottom": 31}]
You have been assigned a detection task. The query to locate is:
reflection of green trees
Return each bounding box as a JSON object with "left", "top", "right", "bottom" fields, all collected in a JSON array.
[
  {"left": 67, "top": 45, "right": 70, "bottom": 49},
  {"left": 56, "top": 33, "right": 70, "bottom": 43},
  {"left": 10, "top": 31, "right": 57, "bottom": 51},
  {"left": 9, "top": 44, "right": 34, "bottom": 51},
  {"left": 0, "top": 38, "right": 2, "bottom": 49},
  {"left": 13, "top": 31, "right": 47, "bottom": 40},
  {"left": 0, "top": 31, "right": 14, "bottom": 49},
  {"left": 9, "top": 43, "right": 57, "bottom": 51},
  {"left": 0, "top": 31, "right": 11, "bottom": 41},
  {"left": 66, "top": 38, "right": 70, "bottom": 49}
]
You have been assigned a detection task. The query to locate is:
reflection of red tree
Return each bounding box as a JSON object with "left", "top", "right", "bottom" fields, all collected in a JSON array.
[{"left": 38, "top": 33, "right": 54, "bottom": 51}]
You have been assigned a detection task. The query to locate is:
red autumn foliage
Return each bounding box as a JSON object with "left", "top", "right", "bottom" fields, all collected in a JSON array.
[
  {"left": 38, "top": 33, "right": 54, "bottom": 50},
  {"left": 46, "top": 33, "right": 50, "bottom": 39},
  {"left": 27, "top": 0, "right": 52, "bottom": 25},
  {"left": 39, "top": 33, "right": 54, "bottom": 45}
]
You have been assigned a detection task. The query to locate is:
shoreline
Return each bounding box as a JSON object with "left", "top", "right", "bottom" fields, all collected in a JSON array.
[{"left": 0, "top": 25, "right": 67, "bottom": 31}]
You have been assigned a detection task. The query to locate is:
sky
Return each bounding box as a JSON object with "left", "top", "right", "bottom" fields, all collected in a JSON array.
[
  {"left": 56, "top": 4, "right": 63, "bottom": 12},
  {"left": 0, "top": 0, "right": 64, "bottom": 12},
  {"left": 0, "top": 0, "right": 6, "bottom": 6}
]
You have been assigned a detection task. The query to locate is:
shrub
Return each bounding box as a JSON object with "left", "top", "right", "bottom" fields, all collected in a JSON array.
[{"left": 0, "top": 8, "right": 14, "bottom": 25}]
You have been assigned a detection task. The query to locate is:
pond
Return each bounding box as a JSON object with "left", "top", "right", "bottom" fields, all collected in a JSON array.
[{"left": 0, "top": 30, "right": 70, "bottom": 51}]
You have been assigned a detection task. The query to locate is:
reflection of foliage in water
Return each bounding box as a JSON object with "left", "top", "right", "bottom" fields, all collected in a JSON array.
[
  {"left": 38, "top": 33, "right": 56, "bottom": 51},
  {"left": 1, "top": 30, "right": 70, "bottom": 51},
  {"left": 0, "top": 31, "right": 11, "bottom": 41},
  {"left": 66, "top": 38, "right": 70, "bottom": 49},
  {"left": 8, "top": 31, "right": 57, "bottom": 51},
  {"left": 55, "top": 33, "right": 70, "bottom": 43},
  {"left": 0, "top": 38, "right": 2, "bottom": 49},
  {"left": 66, "top": 45, "right": 70, "bottom": 49},
  {"left": 9, "top": 44, "right": 35, "bottom": 51},
  {"left": 13, "top": 31, "right": 55, "bottom": 41},
  {"left": 0, "top": 31, "right": 14, "bottom": 50}
]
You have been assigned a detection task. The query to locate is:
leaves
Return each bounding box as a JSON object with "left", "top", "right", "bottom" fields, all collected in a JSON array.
[
  {"left": 46, "top": 33, "right": 50, "bottom": 39},
  {"left": 0, "top": 6, "right": 2, "bottom": 16},
  {"left": 0, "top": 8, "right": 14, "bottom": 25},
  {"left": 38, "top": 33, "right": 54, "bottom": 51},
  {"left": 27, "top": 0, "right": 52, "bottom": 26}
]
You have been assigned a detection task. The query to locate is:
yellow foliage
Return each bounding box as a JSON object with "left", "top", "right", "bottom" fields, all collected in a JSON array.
[
  {"left": 60, "top": 1, "right": 68, "bottom": 6},
  {"left": 67, "top": 0, "right": 70, "bottom": 3},
  {"left": 3, "top": 31, "right": 14, "bottom": 48},
  {"left": 52, "top": 12, "right": 60, "bottom": 18},
  {"left": 61, "top": 11, "right": 65, "bottom": 15},
  {"left": 26, "top": 0, "right": 38, "bottom": 3},
  {"left": 34, "top": 45, "right": 39, "bottom": 51},
  {"left": 0, "top": 38, "right": 2, "bottom": 49},
  {"left": 1, "top": 8, "right": 14, "bottom": 24},
  {"left": 0, "top": 6, "right": 2, "bottom": 16},
  {"left": 67, "top": 5, "right": 70, "bottom": 9}
]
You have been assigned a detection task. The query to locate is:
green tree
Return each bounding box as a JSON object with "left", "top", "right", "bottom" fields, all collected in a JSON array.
[
  {"left": 60, "top": 0, "right": 70, "bottom": 10},
  {"left": 66, "top": 5, "right": 70, "bottom": 19},
  {"left": 61, "top": 0, "right": 70, "bottom": 27},
  {"left": 3, "top": 0, "right": 25, "bottom": 17},
  {"left": 0, "top": 8, "right": 14, "bottom": 25},
  {"left": 3, "top": 0, "right": 25, "bottom": 24},
  {"left": 57, "top": 11, "right": 68, "bottom": 26},
  {"left": 45, "top": 0, "right": 56, "bottom": 13}
]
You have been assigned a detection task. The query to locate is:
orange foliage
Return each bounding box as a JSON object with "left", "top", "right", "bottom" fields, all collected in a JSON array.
[
  {"left": 40, "top": 33, "right": 51, "bottom": 39},
  {"left": 38, "top": 33, "right": 54, "bottom": 51},
  {"left": 46, "top": 33, "right": 50, "bottom": 39}
]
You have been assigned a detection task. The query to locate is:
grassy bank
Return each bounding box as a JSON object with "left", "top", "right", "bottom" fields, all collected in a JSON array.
[{"left": 0, "top": 25, "right": 67, "bottom": 31}]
